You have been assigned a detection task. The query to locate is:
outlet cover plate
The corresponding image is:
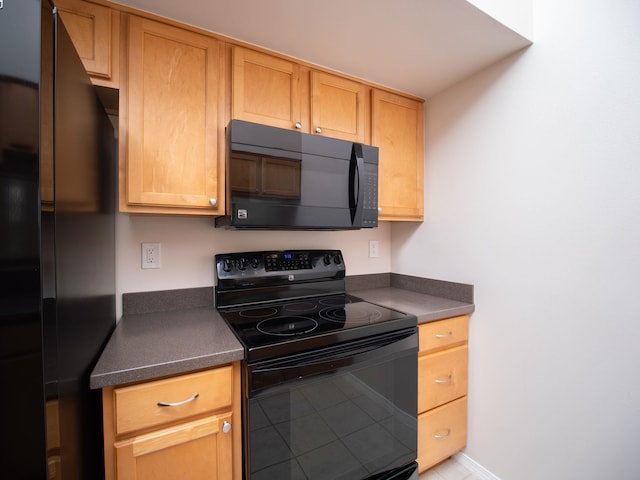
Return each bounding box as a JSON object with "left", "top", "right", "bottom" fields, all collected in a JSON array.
[{"left": 142, "top": 242, "right": 161, "bottom": 269}]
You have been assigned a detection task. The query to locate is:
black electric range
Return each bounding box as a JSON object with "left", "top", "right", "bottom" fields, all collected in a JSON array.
[{"left": 215, "top": 250, "right": 419, "bottom": 480}]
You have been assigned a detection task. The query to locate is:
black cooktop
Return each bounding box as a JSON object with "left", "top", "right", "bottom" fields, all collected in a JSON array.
[
  {"left": 219, "top": 293, "right": 415, "bottom": 361},
  {"left": 215, "top": 250, "right": 417, "bottom": 362}
]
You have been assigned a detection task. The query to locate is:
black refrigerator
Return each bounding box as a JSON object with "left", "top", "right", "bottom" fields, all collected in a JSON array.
[{"left": 0, "top": 1, "right": 116, "bottom": 478}]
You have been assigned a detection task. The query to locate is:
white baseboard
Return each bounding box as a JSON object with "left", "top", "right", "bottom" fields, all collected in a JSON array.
[{"left": 452, "top": 453, "right": 502, "bottom": 480}]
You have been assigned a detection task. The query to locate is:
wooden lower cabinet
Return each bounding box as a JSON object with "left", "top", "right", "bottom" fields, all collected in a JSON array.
[
  {"left": 102, "top": 364, "right": 241, "bottom": 480},
  {"left": 417, "top": 315, "right": 469, "bottom": 473},
  {"left": 114, "top": 413, "right": 233, "bottom": 480}
]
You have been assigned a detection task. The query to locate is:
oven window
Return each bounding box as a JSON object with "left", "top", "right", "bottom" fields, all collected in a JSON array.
[{"left": 247, "top": 342, "right": 417, "bottom": 480}]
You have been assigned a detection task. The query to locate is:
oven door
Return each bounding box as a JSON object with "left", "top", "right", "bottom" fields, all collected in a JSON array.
[{"left": 245, "top": 328, "right": 418, "bottom": 480}]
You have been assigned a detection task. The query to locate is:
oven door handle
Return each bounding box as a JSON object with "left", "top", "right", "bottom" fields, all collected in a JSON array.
[{"left": 249, "top": 328, "right": 417, "bottom": 394}]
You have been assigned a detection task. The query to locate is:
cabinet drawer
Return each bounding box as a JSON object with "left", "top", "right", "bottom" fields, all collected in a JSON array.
[
  {"left": 419, "top": 315, "right": 469, "bottom": 354},
  {"left": 418, "top": 345, "right": 468, "bottom": 412},
  {"left": 114, "top": 367, "right": 232, "bottom": 436},
  {"left": 418, "top": 397, "right": 467, "bottom": 472}
]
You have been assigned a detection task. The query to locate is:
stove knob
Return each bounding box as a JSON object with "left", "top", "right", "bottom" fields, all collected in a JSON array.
[
  {"left": 323, "top": 254, "right": 332, "bottom": 266},
  {"left": 222, "top": 259, "right": 233, "bottom": 272},
  {"left": 333, "top": 255, "right": 342, "bottom": 265},
  {"left": 250, "top": 257, "right": 260, "bottom": 269},
  {"left": 238, "top": 258, "right": 249, "bottom": 270}
]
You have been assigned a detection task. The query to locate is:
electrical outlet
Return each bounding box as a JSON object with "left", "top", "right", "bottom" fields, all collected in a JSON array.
[
  {"left": 369, "top": 240, "right": 379, "bottom": 258},
  {"left": 142, "top": 243, "right": 161, "bottom": 269}
]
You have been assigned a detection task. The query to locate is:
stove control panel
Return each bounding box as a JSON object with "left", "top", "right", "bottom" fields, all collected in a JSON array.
[
  {"left": 264, "top": 252, "right": 312, "bottom": 271},
  {"left": 215, "top": 250, "right": 345, "bottom": 290}
]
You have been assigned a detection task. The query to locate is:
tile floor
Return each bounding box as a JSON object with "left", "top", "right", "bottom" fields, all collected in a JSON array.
[{"left": 419, "top": 458, "right": 483, "bottom": 480}]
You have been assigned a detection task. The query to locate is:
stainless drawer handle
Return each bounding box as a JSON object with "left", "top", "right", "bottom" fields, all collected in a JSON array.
[
  {"left": 435, "top": 375, "right": 452, "bottom": 384},
  {"left": 157, "top": 393, "right": 199, "bottom": 407},
  {"left": 434, "top": 429, "right": 451, "bottom": 439},
  {"left": 435, "top": 331, "right": 453, "bottom": 338}
]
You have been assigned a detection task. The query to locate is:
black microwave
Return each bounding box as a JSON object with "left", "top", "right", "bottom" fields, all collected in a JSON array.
[{"left": 216, "top": 120, "right": 378, "bottom": 230}]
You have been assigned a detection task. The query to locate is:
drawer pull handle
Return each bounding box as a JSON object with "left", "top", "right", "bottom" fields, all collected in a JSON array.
[
  {"left": 157, "top": 393, "right": 199, "bottom": 407},
  {"left": 435, "top": 375, "right": 452, "bottom": 384},
  {"left": 434, "top": 429, "right": 452, "bottom": 439},
  {"left": 435, "top": 331, "right": 453, "bottom": 338}
]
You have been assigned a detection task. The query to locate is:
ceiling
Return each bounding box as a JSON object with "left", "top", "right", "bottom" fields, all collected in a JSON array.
[{"left": 111, "top": 0, "right": 532, "bottom": 99}]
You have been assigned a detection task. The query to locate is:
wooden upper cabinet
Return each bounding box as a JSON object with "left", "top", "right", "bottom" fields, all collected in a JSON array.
[
  {"left": 232, "top": 46, "right": 302, "bottom": 131},
  {"left": 310, "top": 71, "right": 368, "bottom": 143},
  {"left": 122, "top": 15, "right": 224, "bottom": 215},
  {"left": 55, "top": 0, "right": 120, "bottom": 88},
  {"left": 372, "top": 89, "right": 424, "bottom": 221},
  {"left": 231, "top": 46, "right": 369, "bottom": 142}
]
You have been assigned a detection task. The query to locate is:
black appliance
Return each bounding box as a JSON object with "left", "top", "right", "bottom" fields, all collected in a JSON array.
[
  {"left": 0, "top": 1, "right": 116, "bottom": 478},
  {"left": 215, "top": 250, "right": 418, "bottom": 480},
  {"left": 216, "top": 120, "right": 379, "bottom": 230}
]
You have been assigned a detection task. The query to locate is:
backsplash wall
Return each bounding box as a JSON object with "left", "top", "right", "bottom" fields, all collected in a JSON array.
[{"left": 115, "top": 213, "right": 391, "bottom": 319}]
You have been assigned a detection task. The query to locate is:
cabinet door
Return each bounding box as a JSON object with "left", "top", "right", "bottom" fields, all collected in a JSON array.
[
  {"left": 310, "top": 71, "right": 368, "bottom": 142},
  {"left": 232, "top": 46, "right": 302, "bottom": 131},
  {"left": 55, "top": 0, "right": 120, "bottom": 88},
  {"left": 372, "top": 89, "right": 424, "bottom": 221},
  {"left": 124, "top": 16, "right": 223, "bottom": 213},
  {"left": 115, "top": 413, "right": 233, "bottom": 480}
]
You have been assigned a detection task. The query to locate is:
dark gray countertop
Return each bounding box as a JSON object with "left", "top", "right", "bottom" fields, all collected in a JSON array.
[
  {"left": 90, "top": 306, "right": 244, "bottom": 389},
  {"left": 90, "top": 276, "right": 474, "bottom": 390},
  {"left": 352, "top": 287, "right": 474, "bottom": 323}
]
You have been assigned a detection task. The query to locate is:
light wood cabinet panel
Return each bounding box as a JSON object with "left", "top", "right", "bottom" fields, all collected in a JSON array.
[
  {"left": 418, "top": 397, "right": 467, "bottom": 470},
  {"left": 115, "top": 413, "right": 233, "bottom": 480},
  {"left": 418, "top": 316, "right": 469, "bottom": 473},
  {"left": 102, "top": 363, "right": 241, "bottom": 480},
  {"left": 231, "top": 47, "right": 369, "bottom": 143},
  {"left": 310, "top": 71, "right": 369, "bottom": 142},
  {"left": 372, "top": 89, "right": 424, "bottom": 221},
  {"left": 232, "top": 46, "right": 302, "bottom": 131},
  {"left": 419, "top": 315, "right": 469, "bottom": 354},
  {"left": 55, "top": 0, "right": 120, "bottom": 88},
  {"left": 114, "top": 367, "right": 232, "bottom": 436},
  {"left": 418, "top": 344, "right": 468, "bottom": 412},
  {"left": 122, "top": 15, "right": 224, "bottom": 214}
]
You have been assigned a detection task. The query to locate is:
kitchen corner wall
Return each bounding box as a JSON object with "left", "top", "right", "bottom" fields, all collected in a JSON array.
[
  {"left": 391, "top": 1, "right": 640, "bottom": 478},
  {"left": 115, "top": 213, "right": 391, "bottom": 319}
]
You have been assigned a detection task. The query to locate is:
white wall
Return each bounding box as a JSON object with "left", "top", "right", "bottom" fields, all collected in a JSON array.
[
  {"left": 115, "top": 214, "right": 390, "bottom": 318},
  {"left": 392, "top": 1, "right": 640, "bottom": 478},
  {"left": 468, "top": 0, "right": 533, "bottom": 40}
]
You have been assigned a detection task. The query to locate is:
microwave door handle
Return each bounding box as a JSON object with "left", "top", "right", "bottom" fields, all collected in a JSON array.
[{"left": 349, "top": 144, "right": 365, "bottom": 225}]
